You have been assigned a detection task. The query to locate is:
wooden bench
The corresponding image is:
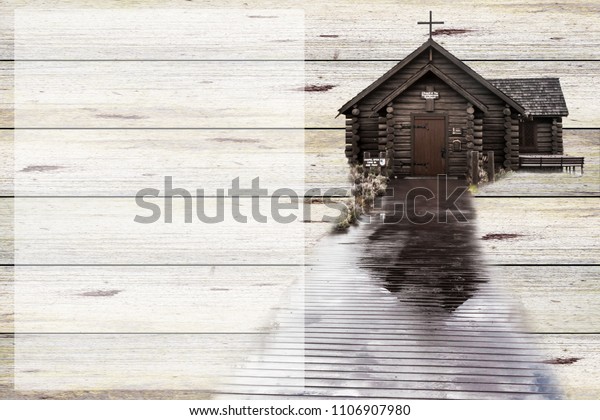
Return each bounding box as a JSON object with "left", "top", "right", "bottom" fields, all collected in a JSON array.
[{"left": 519, "top": 155, "right": 585, "bottom": 173}]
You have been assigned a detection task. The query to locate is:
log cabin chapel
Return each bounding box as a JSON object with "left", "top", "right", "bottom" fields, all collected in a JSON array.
[{"left": 338, "top": 12, "right": 571, "bottom": 177}]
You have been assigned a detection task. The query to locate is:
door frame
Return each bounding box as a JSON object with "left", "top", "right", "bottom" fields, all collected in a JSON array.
[{"left": 410, "top": 113, "right": 449, "bottom": 176}]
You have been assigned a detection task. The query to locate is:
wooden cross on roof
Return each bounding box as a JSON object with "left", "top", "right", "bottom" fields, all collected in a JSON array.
[{"left": 418, "top": 11, "right": 444, "bottom": 39}]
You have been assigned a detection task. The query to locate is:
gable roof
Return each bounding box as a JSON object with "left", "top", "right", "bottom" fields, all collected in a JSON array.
[
  {"left": 488, "top": 78, "right": 569, "bottom": 117},
  {"left": 371, "top": 63, "right": 488, "bottom": 114},
  {"left": 338, "top": 39, "right": 526, "bottom": 115}
]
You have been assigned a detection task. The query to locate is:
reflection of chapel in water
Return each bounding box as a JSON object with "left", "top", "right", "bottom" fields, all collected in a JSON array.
[{"left": 363, "top": 179, "right": 487, "bottom": 313}]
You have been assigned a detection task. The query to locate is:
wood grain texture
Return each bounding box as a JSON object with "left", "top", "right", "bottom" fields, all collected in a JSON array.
[
  {"left": 6, "top": 61, "right": 305, "bottom": 128},
  {"left": 4, "top": 198, "right": 308, "bottom": 265},
  {"left": 1, "top": 0, "right": 599, "bottom": 60},
  {"left": 2, "top": 130, "right": 314, "bottom": 195},
  {"left": 13, "top": 334, "right": 270, "bottom": 391},
  {"left": 489, "top": 266, "right": 600, "bottom": 333},
  {"left": 537, "top": 334, "right": 600, "bottom": 399},
  {"left": 2, "top": 61, "right": 599, "bottom": 128},
  {"left": 475, "top": 197, "right": 599, "bottom": 264},
  {"left": 0, "top": 0, "right": 598, "bottom": 399},
  {"left": 0, "top": 129, "right": 597, "bottom": 196},
  {"left": 0, "top": 199, "right": 342, "bottom": 264},
  {"left": 3, "top": 266, "right": 304, "bottom": 333}
]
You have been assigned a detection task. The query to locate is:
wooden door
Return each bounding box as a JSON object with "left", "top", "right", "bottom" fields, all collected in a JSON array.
[{"left": 413, "top": 116, "right": 447, "bottom": 176}]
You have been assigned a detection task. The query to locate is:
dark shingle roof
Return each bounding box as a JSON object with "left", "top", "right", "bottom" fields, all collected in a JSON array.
[
  {"left": 338, "top": 39, "right": 526, "bottom": 116},
  {"left": 488, "top": 78, "right": 568, "bottom": 117}
]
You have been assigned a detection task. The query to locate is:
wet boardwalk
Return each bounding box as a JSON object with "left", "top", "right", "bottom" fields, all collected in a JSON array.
[{"left": 216, "top": 179, "right": 561, "bottom": 399}]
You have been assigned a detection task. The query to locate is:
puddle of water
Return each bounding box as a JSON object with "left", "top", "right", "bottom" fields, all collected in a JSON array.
[{"left": 360, "top": 179, "right": 487, "bottom": 312}]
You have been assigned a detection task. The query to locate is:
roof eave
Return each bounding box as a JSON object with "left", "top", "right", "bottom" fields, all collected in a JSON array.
[
  {"left": 371, "top": 63, "right": 489, "bottom": 114},
  {"left": 529, "top": 112, "right": 569, "bottom": 118},
  {"left": 337, "top": 39, "right": 435, "bottom": 115},
  {"left": 338, "top": 39, "right": 528, "bottom": 116},
  {"left": 425, "top": 40, "right": 527, "bottom": 115}
]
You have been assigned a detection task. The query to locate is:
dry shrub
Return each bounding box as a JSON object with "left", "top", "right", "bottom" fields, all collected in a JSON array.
[{"left": 334, "top": 164, "right": 388, "bottom": 231}]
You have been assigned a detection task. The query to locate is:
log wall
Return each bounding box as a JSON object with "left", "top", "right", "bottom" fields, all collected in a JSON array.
[
  {"left": 535, "top": 117, "right": 554, "bottom": 154},
  {"left": 552, "top": 117, "right": 564, "bottom": 154}
]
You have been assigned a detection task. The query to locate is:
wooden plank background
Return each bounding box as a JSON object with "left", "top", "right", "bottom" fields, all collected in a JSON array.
[
  {"left": 0, "top": 130, "right": 596, "bottom": 197},
  {"left": 1, "top": 1, "right": 599, "bottom": 61},
  {"left": 1, "top": 61, "right": 599, "bottom": 128},
  {"left": 0, "top": 0, "right": 599, "bottom": 398}
]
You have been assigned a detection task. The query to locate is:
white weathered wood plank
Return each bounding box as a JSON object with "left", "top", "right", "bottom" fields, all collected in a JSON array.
[
  {"left": 2, "top": 61, "right": 599, "bottom": 128},
  {"left": 7, "top": 61, "right": 305, "bottom": 128},
  {"left": 2, "top": 197, "right": 307, "bottom": 265},
  {"left": 475, "top": 197, "right": 600, "bottom": 264},
  {"left": 1, "top": 0, "right": 599, "bottom": 60},
  {"left": 537, "top": 334, "right": 600, "bottom": 399},
  {"left": 1, "top": 129, "right": 596, "bottom": 197},
  {"left": 0, "top": 199, "right": 344, "bottom": 265},
  {"left": 489, "top": 266, "right": 600, "bottom": 334},
  {"left": 7, "top": 130, "right": 306, "bottom": 194},
  {"left": 1, "top": 265, "right": 303, "bottom": 333},
  {"left": 12, "top": 333, "right": 268, "bottom": 391},
  {"left": 1, "top": 129, "right": 347, "bottom": 196},
  {"left": 1, "top": 197, "right": 596, "bottom": 272},
  {"left": 4, "top": 265, "right": 595, "bottom": 334}
]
